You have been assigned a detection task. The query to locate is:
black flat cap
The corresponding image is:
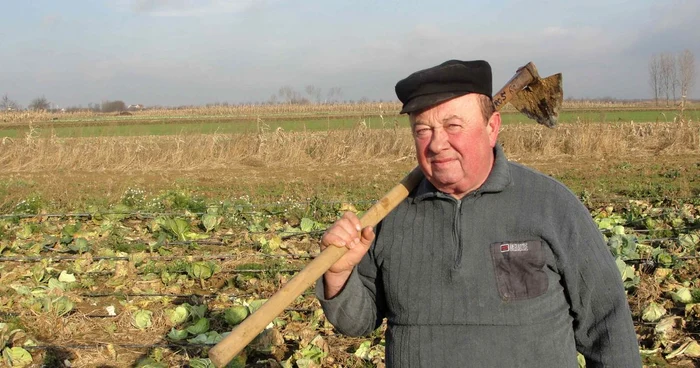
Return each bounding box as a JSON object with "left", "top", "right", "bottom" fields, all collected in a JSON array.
[{"left": 395, "top": 60, "right": 492, "bottom": 114}]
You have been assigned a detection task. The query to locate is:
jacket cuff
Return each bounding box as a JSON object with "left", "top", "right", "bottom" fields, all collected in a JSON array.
[{"left": 315, "top": 267, "right": 362, "bottom": 305}]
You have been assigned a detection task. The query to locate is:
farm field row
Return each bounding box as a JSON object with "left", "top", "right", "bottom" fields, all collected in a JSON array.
[
  {"left": 1, "top": 108, "right": 698, "bottom": 138},
  {"left": 1, "top": 121, "right": 699, "bottom": 211}
]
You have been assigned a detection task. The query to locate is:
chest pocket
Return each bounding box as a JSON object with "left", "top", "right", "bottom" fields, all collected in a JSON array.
[{"left": 490, "top": 240, "right": 548, "bottom": 301}]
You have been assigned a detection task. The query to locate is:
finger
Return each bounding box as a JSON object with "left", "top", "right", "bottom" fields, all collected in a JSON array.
[
  {"left": 331, "top": 218, "right": 363, "bottom": 249},
  {"left": 341, "top": 211, "right": 362, "bottom": 233},
  {"left": 349, "top": 227, "right": 374, "bottom": 253},
  {"left": 338, "top": 212, "right": 363, "bottom": 249},
  {"left": 335, "top": 217, "right": 360, "bottom": 237},
  {"left": 322, "top": 221, "right": 359, "bottom": 249},
  {"left": 322, "top": 232, "right": 350, "bottom": 249}
]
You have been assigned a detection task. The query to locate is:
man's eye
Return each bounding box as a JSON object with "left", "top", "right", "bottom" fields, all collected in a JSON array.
[{"left": 414, "top": 128, "right": 430, "bottom": 137}]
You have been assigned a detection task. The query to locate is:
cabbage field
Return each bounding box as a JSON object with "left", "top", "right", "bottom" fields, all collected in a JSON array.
[{"left": 2, "top": 193, "right": 700, "bottom": 367}]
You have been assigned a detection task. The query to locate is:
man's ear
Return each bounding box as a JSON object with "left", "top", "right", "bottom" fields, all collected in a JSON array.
[{"left": 487, "top": 111, "right": 501, "bottom": 147}]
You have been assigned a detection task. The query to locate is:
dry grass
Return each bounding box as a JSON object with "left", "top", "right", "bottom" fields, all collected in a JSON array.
[
  {"left": 0, "top": 125, "right": 415, "bottom": 172},
  {"left": 1, "top": 121, "right": 698, "bottom": 173},
  {"left": 500, "top": 121, "right": 700, "bottom": 160}
]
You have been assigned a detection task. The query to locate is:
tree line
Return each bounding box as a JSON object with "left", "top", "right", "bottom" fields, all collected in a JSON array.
[
  {"left": 3, "top": 62, "right": 697, "bottom": 113},
  {"left": 270, "top": 85, "right": 343, "bottom": 104},
  {"left": 0, "top": 96, "right": 133, "bottom": 113},
  {"left": 648, "top": 49, "right": 696, "bottom": 107},
  {"left": 0, "top": 95, "right": 54, "bottom": 111},
  {"left": 0, "top": 84, "right": 346, "bottom": 113}
]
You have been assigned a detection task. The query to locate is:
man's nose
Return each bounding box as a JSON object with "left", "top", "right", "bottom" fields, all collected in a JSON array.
[{"left": 428, "top": 129, "right": 448, "bottom": 152}]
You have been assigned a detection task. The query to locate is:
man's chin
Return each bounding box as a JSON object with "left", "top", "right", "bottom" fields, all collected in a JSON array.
[{"left": 427, "top": 176, "right": 460, "bottom": 191}]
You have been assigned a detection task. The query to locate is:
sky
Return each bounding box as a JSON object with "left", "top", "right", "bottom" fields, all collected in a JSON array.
[{"left": 1, "top": 0, "right": 698, "bottom": 108}]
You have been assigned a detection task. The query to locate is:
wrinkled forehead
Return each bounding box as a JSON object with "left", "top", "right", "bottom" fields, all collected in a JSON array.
[{"left": 409, "top": 94, "right": 484, "bottom": 124}]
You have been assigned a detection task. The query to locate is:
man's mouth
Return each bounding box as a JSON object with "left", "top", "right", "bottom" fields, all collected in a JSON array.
[{"left": 431, "top": 157, "right": 455, "bottom": 165}]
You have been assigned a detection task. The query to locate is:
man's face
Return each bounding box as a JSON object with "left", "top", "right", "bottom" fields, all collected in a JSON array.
[{"left": 410, "top": 94, "right": 501, "bottom": 199}]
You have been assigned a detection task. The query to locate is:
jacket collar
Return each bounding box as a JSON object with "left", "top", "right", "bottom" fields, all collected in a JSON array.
[{"left": 413, "top": 144, "right": 512, "bottom": 202}]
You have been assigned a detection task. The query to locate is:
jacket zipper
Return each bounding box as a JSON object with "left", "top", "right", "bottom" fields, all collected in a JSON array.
[
  {"left": 453, "top": 199, "right": 462, "bottom": 268},
  {"left": 453, "top": 191, "right": 481, "bottom": 269}
]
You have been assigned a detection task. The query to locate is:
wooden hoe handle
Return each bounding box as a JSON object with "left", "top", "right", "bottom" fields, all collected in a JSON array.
[
  {"left": 493, "top": 62, "right": 539, "bottom": 110},
  {"left": 209, "top": 62, "right": 539, "bottom": 367}
]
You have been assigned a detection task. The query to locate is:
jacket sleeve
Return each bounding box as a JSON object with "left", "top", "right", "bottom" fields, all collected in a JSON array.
[
  {"left": 315, "top": 243, "right": 386, "bottom": 337},
  {"left": 550, "top": 193, "right": 642, "bottom": 367}
]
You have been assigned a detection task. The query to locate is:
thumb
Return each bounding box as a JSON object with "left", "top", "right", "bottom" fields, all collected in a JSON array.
[{"left": 359, "top": 226, "right": 375, "bottom": 246}]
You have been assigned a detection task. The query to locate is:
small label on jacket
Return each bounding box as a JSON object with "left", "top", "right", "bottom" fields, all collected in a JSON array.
[{"left": 500, "top": 242, "right": 529, "bottom": 252}]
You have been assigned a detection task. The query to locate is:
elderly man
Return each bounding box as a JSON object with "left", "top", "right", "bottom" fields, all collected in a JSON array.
[{"left": 315, "top": 60, "right": 641, "bottom": 367}]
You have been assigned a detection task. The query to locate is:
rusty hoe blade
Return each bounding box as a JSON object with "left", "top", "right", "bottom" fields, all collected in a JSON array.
[{"left": 509, "top": 73, "right": 563, "bottom": 128}]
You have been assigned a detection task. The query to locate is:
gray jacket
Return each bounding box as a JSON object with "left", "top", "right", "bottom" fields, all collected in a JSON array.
[{"left": 316, "top": 145, "right": 641, "bottom": 367}]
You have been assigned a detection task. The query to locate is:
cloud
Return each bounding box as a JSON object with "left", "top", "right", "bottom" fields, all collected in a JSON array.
[{"left": 117, "top": 0, "right": 263, "bottom": 17}]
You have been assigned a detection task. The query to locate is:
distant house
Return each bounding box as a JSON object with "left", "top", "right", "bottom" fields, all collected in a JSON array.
[{"left": 127, "top": 104, "right": 144, "bottom": 111}]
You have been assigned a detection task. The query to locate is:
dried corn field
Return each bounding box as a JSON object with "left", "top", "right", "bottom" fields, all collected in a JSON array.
[{"left": 1, "top": 122, "right": 698, "bottom": 173}]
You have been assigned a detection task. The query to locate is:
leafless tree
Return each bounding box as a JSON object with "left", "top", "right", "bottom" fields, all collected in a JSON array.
[
  {"left": 29, "top": 96, "right": 50, "bottom": 111},
  {"left": 87, "top": 102, "right": 101, "bottom": 112},
  {"left": 0, "top": 94, "right": 20, "bottom": 111},
  {"left": 649, "top": 54, "right": 662, "bottom": 106},
  {"left": 670, "top": 54, "right": 679, "bottom": 103},
  {"left": 267, "top": 94, "right": 278, "bottom": 105},
  {"left": 326, "top": 87, "right": 342, "bottom": 103},
  {"left": 660, "top": 53, "right": 676, "bottom": 107},
  {"left": 278, "top": 86, "right": 293, "bottom": 103},
  {"left": 678, "top": 49, "right": 696, "bottom": 109},
  {"left": 305, "top": 85, "right": 322, "bottom": 103},
  {"left": 278, "top": 86, "right": 308, "bottom": 104}
]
